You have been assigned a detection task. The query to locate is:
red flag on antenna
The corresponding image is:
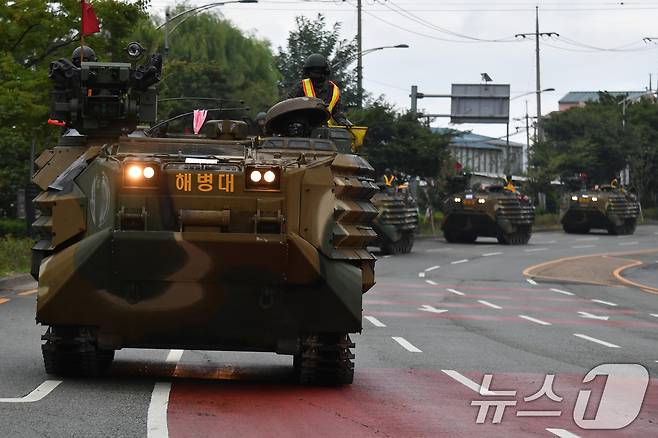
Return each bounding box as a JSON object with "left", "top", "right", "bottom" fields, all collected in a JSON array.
[{"left": 81, "top": 0, "right": 100, "bottom": 36}]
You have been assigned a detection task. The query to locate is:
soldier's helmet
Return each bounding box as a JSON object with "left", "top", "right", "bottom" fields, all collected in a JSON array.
[
  {"left": 72, "top": 46, "right": 97, "bottom": 67},
  {"left": 303, "top": 53, "right": 330, "bottom": 76},
  {"left": 255, "top": 111, "right": 267, "bottom": 125}
]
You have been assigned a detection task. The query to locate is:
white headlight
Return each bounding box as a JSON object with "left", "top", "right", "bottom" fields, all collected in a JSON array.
[
  {"left": 477, "top": 198, "right": 486, "bottom": 204},
  {"left": 571, "top": 195, "right": 578, "bottom": 201},
  {"left": 592, "top": 196, "right": 598, "bottom": 202},
  {"left": 250, "top": 170, "right": 262, "bottom": 182},
  {"left": 263, "top": 170, "right": 276, "bottom": 183},
  {"left": 454, "top": 197, "right": 462, "bottom": 203},
  {"left": 143, "top": 166, "right": 155, "bottom": 179}
]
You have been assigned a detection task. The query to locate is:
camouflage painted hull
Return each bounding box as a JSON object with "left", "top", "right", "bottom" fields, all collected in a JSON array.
[
  {"left": 442, "top": 195, "right": 535, "bottom": 244},
  {"left": 33, "top": 137, "right": 377, "bottom": 355},
  {"left": 560, "top": 191, "right": 640, "bottom": 234},
  {"left": 371, "top": 192, "right": 418, "bottom": 254}
]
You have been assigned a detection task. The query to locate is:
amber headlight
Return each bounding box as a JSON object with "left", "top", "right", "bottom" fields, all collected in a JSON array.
[
  {"left": 123, "top": 162, "right": 160, "bottom": 188},
  {"left": 245, "top": 166, "right": 280, "bottom": 191}
]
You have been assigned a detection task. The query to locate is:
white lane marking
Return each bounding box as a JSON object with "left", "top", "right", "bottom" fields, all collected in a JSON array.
[
  {"left": 383, "top": 255, "right": 392, "bottom": 259},
  {"left": 573, "top": 333, "right": 621, "bottom": 348},
  {"left": 424, "top": 265, "right": 440, "bottom": 272},
  {"left": 0, "top": 380, "right": 63, "bottom": 403},
  {"left": 482, "top": 252, "right": 502, "bottom": 257},
  {"left": 419, "top": 305, "right": 448, "bottom": 314},
  {"left": 546, "top": 428, "right": 582, "bottom": 438},
  {"left": 575, "top": 237, "right": 599, "bottom": 241},
  {"left": 591, "top": 299, "right": 618, "bottom": 307},
  {"left": 651, "top": 314, "right": 658, "bottom": 318},
  {"left": 418, "top": 272, "right": 426, "bottom": 278},
  {"left": 446, "top": 288, "right": 465, "bottom": 296},
  {"left": 518, "top": 315, "right": 551, "bottom": 326},
  {"left": 451, "top": 259, "right": 469, "bottom": 265},
  {"left": 425, "top": 280, "right": 438, "bottom": 286},
  {"left": 550, "top": 288, "right": 575, "bottom": 296},
  {"left": 165, "top": 349, "right": 184, "bottom": 364},
  {"left": 478, "top": 300, "right": 502, "bottom": 310},
  {"left": 524, "top": 248, "right": 548, "bottom": 252},
  {"left": 147, "top": 382, "right": 172, "bottom": 438},
  {"left": 441, "top": 370, "right": 501, "bottom": 396},
  {"left": 526, "top": 278, "right": 538, "bottom": 286},
  {"left": 364, "top": 316, "right": 386, "bottom": 327},
  {"left": 572, "top": 245, "right": 596, "bottom": 249},
  {"left": 619, "top": 241, "right": 639, "bottom": 246},
  {"left": 578, "top": 311, "right": 609, "bottom": 321},
  {"left": 392, "top": 336, "right": 422, "bottom": 353}
]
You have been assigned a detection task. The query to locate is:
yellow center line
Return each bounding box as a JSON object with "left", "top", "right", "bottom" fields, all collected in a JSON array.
[
  {"left": 17, "top": 289, "right": 38, "bottom": 296},
  {"left": 0, "top": 298, "right": 10, "bottom": 305}
]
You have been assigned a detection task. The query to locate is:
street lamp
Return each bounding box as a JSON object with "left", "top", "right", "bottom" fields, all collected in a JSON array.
[
  {"left": 331, "top": 44, "right": 409, "bottom": 69},
  {"left": 159, "top": 0, "right": 258, "bottom": 58},
  {"left": 331, "top": 44, "right": 409, "bottom": 108},
  {"left": 511, "top": 88, "right": 555, "bottom": 101}
]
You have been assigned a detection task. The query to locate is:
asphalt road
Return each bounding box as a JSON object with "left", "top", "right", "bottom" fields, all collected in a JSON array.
[{"left": 1, "top": 225, "right": 658, "bottom": 437}]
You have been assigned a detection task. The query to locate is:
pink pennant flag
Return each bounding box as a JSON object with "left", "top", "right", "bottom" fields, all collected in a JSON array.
[{"left": 193, "top": 109, "right": 208, "bottom": 134}]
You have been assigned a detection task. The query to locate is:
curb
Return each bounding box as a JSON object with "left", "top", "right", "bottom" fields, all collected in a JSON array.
[{"left": 0, "top": 273, "right": 33, "bottom": 291}]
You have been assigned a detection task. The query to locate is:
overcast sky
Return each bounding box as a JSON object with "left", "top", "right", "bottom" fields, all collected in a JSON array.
[{"left": 147, "top": 0, "right": 658, "bottom": 141}]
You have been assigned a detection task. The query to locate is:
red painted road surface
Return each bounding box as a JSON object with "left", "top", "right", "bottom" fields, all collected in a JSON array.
[{"left": 167, "top": 368, "right": 658, "bottom": 437}]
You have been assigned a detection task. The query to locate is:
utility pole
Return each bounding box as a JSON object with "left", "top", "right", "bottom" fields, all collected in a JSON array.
[
  {"left": 525, "top": 100, "right": 530, "bottom": 171},
  {"left": 356, "top": 0, "right": 363, "bottom": 108},
  {"left": 515, "top": 7, "right": 558, "bottom": 143},
  {"left": 164, "top": 7, "right": 170, "bottom": 59}
]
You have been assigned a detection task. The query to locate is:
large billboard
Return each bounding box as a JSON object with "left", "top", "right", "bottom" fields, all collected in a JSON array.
[{"left": 450, "top": 84, "right": 510, "bottom": 124}]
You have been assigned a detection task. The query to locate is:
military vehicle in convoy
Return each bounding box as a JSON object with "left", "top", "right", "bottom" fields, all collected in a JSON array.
[
  {"left": 371, "top": 175, "right": 419, "bottom": 254},
  {"left": 560, "top": 179, "right": 640, "bottom": 235},
  {"left": 441, "top": 174, "right": 535, "bottom": 244},
  {"left": 31, "top": 45, "right": 377, "bottom": 385}
]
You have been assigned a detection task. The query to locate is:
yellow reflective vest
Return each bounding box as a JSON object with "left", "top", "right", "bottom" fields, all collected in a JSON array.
[{"left": 301, "top": 79, "right": 341, "bottom": 113}]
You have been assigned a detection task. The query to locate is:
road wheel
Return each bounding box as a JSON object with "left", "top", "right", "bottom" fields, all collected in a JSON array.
[
  {"left": 42, "top": 326, "right": 114, "bottom": 377},
  {"left": 400, "top": 232, "right": 414, "bottom": 254},
  {"left": 294, "top": 333, "right": 355, "bottom": 385},
  {"left": 443, "top": 227, "right": 460, "bottom": 243}
]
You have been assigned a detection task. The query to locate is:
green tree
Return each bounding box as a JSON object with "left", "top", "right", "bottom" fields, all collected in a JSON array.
[
  {"left": 350, "top": 100, "right": 451, "bottom": 178},
  {"left": 132, "top": 7, "right": 279, "bottom": 122},
  {"left": 0, "top": 0, "right": 150, "bottom": 215},
  {"left": 530, "top": 92, "right": 658, "bottom": 206},
  {"left": 276, "top": 14, "right": 358, "bottom": 106}
]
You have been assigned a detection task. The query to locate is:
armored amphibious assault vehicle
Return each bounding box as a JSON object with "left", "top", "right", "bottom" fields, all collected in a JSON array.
[
  {"left": 371, "top": 176, "right": 419, "bottom": 254},
  {"left": 441, "top": 175, "right": 535, "bottom": 244},
  {"left": 32, "top": 47, "right": 377, "bottom": 385},
  {"left": 561, "top": 184, "right": 640, "bottom": 235}
]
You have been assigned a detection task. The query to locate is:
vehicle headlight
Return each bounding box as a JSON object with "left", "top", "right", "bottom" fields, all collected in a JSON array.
[
  {"left": 123, "top": 162, "right": 160, "bottom": 188},
  {"left": 245, "top": 166, "right": 280, "bottom": 191},
  {"left": 263, "top": 170, "right": 276, "bottom": 183},
  {"left": 143, "top": 166, "right": 155, "bottom": 179},
  {"left": 454, "top": 197, "right": 462, "bottom": 203},
  {"left": 571, "top": 195, "right": 578, "bottom": 201},
  {"left": 477, "top": 198, "right": 486, "bottom": 204},
  {"left": 591, "top": 196, "right": 598, "bottom": 202},
  {"left": 250, "top": 170, "right": 262, "bottom": 182}
]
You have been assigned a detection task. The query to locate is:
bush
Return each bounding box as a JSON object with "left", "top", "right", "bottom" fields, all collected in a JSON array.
[
  {"left": 534, "top": 213, "right": 560, "bottom": 228},
  {"left": 418, "top": 211, "right": 444, "bottom": 235},
  {"left": 0, "top": 235, "right": 32, "bottom": 276},
  {"left": 642, "top": 207, "right": 658, "bottom": 221},
  {"left": 0, "top": 218, "right": 27, "bottom": 237}
]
